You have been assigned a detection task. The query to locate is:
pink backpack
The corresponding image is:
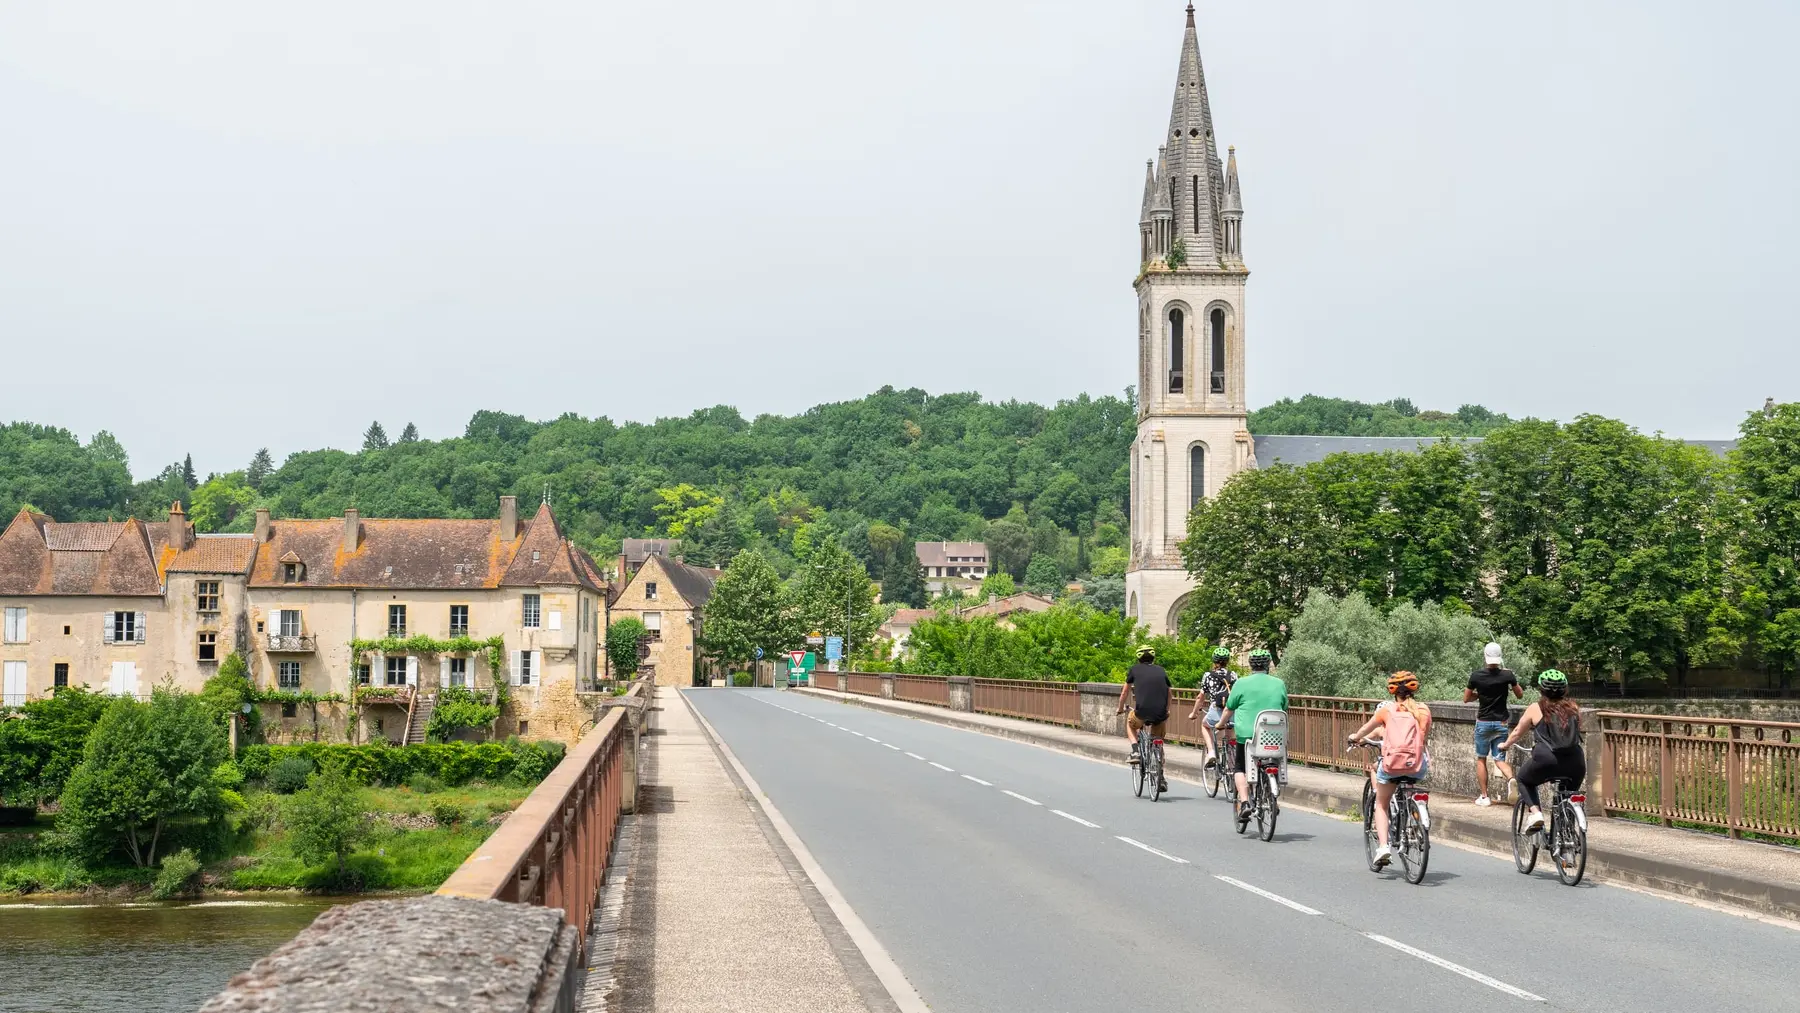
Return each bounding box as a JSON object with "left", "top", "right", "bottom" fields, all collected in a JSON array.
[{"left": 1381, "top": 701, "right": 1429, "bottom": 776}]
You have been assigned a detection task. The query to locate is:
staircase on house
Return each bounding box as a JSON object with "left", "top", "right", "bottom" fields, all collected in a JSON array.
[{"left": 405, "top": 693, "right": 436, "bottom": 745}]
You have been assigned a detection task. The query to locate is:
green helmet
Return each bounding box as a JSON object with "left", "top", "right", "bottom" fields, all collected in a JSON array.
[
  {"left": 1135, "top": 645, "right": 1157, "bottom": 661},
  {"left": 1248, "top": 648, "right": 1272, "bottom": 671},
  {"left": 1211, "top": 646, "right": 1232, "bottom": 662},
  {"left": 1537, "top": 669, "right": 1568, "bottom": 691}
]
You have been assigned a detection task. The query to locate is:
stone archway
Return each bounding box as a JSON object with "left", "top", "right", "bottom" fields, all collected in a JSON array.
[{"left": 1166, "top": 593, "right": 1192, "bottom": 638}]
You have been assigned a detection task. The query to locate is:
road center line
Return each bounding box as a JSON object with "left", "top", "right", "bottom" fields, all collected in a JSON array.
[
  {"left": 929, "top": 762, "right": 955, "bottom": 772},
  {"left": 1362, "top": 934, "right": 1545, "bottom": 1002},
  {"left": 961, "top": 774, "right": 993, "bottom": 786},
  {"left": 1051, "top": 810, "right": 1100, "bottom": 828},
  {"left": 904, "top": 752, "right": 926, "bottom": 760},
  {"left": 1114, "top": 836, "right": 1189, "bottom": 863},
  {"left": 1213, "top": 876, "right": 1321, "bottom": 915},
  {"left": 1002, "top": 790, "right": 1042, "bottom": 806},
  {"left": 883, "top": 743, "right": 901, "bottom": 750},
  {"left": 865, "top": 737, "right": 883, "bottom": 744}
]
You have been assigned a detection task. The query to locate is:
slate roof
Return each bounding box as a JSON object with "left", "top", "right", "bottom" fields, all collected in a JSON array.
[
  {"left": 1251, "top": 434, "right": 1738, "bottom": 468},
  {"left": 915, "top": 541, "right": 988, "bottom": 567},
  {"left": 621, "top": 538, "right": 678, "bottom": 566},
  {"left": 629, "top": 554, "right": 719, "bottom": 610},
  {"left": 0, "top": 510, "right": 167, "bottom": 596}
]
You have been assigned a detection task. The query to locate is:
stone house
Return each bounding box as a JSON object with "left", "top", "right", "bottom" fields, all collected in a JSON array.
[
  {"left": 915, "top": 541, "right": 989, "bottom": 597},
  {"left": 608, "top": 553, "right": 717, "bottom": 687}
]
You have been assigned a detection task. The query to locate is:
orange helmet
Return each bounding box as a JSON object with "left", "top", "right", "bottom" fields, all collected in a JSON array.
[{"left": 1386, "top": 671, "right": 1420, "bottom": 695}]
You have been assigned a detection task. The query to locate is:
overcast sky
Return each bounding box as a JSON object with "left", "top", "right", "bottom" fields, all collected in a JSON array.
[{"left": 2, "top": 1, "right": 1795, "bottom": 478}]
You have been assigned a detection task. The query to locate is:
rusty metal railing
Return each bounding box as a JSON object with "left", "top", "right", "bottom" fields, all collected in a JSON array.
[
  {"left": 1598, "top": 712, "right": 1800, "bottom": 840},
  {"left": 1164, "top": 690, "right": 1377, "bottom": 772},
  {"left": 845, "top": 672, "right": 885, "bottom": 697},
  {"left": 893, "top": 674, "right": 950, "bottom": 706},
  {"left": 437, "top": 681, "right": 642, "bottom": 948},
  {"left": 971, "top": 678, "right": 1080, "bottom": 727}
]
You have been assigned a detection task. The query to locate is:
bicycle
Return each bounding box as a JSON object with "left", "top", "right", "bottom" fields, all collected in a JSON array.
[
  {"left": 1351, "top": 742, "right": 1431, "bottom": 884},
  {"left": 1512, "top": 779, "right": 1587, "bottom": 886},
  {"left": 1236, "top": 751, "right": 1281, "bottom": 841},
  {"left": 1203, "top": 721, "right": 1229, "bottom": 799},
  {"left": 1130, "top": 725, "right": 1166, "bottom": 802}
]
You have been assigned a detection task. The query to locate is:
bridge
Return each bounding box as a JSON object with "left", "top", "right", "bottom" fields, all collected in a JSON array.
[{"left": 204, "top": 677, "right": 1800, "bottom": 1012}]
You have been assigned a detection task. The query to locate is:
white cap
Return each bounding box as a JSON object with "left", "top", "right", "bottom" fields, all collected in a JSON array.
[{"left": 1483, "top": 642, "right": 1504, "bottom": 665}]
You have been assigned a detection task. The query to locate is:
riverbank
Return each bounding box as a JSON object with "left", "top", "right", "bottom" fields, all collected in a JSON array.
[{"left": 0, "top": 779, "right": 531, "bottom": 900}]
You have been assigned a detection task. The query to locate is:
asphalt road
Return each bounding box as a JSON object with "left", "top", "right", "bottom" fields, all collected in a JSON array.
[{"left": 684, "top": 687, "right": 1799, "bottom": 1013}]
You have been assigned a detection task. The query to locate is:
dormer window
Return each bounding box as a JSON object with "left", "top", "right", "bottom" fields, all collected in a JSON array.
[{"left": 283, "top": 562, "right": 303, "bottom": 583}]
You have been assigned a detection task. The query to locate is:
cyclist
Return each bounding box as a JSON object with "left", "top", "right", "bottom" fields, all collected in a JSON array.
[
  {"left": 1464, "top": 642, "right": 1523, "bottom": 806},
  {"left": 1216, "top": 649, "right": 1288, "bottom": 827},
  {"left": 1499, "top": 670, "right": 1585, "bottom": 833},
  {"left": 1186, "top": 647, "right": 1236, "bottom": 769},
  {"left": 1346, "top": 671, "right": 1434, "bottom": 870},
  {"left": 1116, "top": 646, "right": 1171, "bottom": 793}
]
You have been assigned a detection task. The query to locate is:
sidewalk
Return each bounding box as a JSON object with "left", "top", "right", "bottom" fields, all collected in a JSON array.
[
  {"left": 610, "top": 687, "right": 882, "bottom": 1013},
  {"left": 797, "top": 686, "right": 1800, "bottom": 923}
]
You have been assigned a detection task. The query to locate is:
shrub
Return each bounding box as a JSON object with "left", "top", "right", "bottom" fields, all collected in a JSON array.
[
  {"left": 151, "top": 848, "right": 203, "bottom": 900},
  {"left": 286, "top": 765, "right": 372, "bottom": 884},
  {"left": 426, "top": 686, "right": 499, "bottom": 743},
  {"left": 406, "top": 772, "right": 444, "bottom": 795},
  {"left": 238, "top": 740, "right": 564, "bottom": 789},
  {"left": 268, "top": 756, "right": 315, "bottom": 795},
  {"left": 430, "top": 800, "right": 465, "bottom": 826},
  {"left": 1278, "top": 589, "right": 1536, "bottom": 699},
  {"left": 731, "top": 672, "right": 753, "bottom": 687}
]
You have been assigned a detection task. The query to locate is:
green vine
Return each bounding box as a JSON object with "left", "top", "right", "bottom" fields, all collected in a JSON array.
[
  {"left": 249, "top": 688, "right": 348, "bottom": 705},
  {"left": 345, "top": 634, "right": 510, "bottom": 715}
]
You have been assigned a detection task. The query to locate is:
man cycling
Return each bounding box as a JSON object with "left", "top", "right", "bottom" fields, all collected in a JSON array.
[
  {"left": 1499, "top": 670, "right": 1586, "bottom": 833},
  {"left": 1186, "top": 647, "right": 1236, "bottom": 769},
  {"left": 1116, "top": 646, "right": 1171, "bottom": 794},
  {"left": 1216, "top": 649, "right": 1288, "bottom": 828}
]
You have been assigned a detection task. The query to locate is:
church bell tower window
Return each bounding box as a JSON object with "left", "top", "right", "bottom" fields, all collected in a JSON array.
[
  {"left": 1168, "top": 309, "right": 1185, "bottom": 394},
  {"left": 1210, "top": 308, "right": 1227, "bottom": 394},
  {"left": 1190, "top": 445, "right": 1206, "bottom": 508}
]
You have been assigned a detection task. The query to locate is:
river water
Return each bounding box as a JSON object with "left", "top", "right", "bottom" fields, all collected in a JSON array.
[{"left": 0, "top": 897, "right": 336, "bottom": 1013}]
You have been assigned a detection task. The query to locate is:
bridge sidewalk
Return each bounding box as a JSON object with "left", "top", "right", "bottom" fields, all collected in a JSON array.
[
  {"left": 794, "top": 685, "right": 1800, "bottom": 923},
  {"left": 609, "top": 687, "right": 886, "bottom": 1013}
]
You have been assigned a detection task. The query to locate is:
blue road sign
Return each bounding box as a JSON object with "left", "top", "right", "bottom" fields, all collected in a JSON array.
[{"left": 825, "top": 636, "right": 843, "bottom": 661}]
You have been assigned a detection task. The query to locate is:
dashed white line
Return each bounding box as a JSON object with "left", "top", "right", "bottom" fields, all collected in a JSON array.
[
  {"left": 904, "top": 752, "right": 926, "bottom": 761},
  {"left": 1051, "top": 810, "right": 1100, "bottom": 828},
  {"left": 929, "top": 762, "right": 955, "bottom": 772},
  {"left": 866, "top": 737, "right": 883, "bottom": 744},
  {"left": 1114, "top": 836, "right": 1189, "bottom": 863},
  {"left": 1001, "top": 790, "right": 1042, "bottom": 806},
  {"left": 883, "top": 743, "right": 901, "bottom": 750},
  {"left": 961, "top": 774, "right": 993, "bottom": 786},
  {"left": 1213, "top": 876, "right": 1320, "bottom": 915},
  {"left": 1362, "top": 935, "right": 1545, "bottom": 1002}
]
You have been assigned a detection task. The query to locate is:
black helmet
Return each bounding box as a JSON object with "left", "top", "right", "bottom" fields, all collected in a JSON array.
[
  {"left": 1211, "top": 646, "right": 1232, "bottom": 662},
  {"left": 1248, "top": 648, "right": 1272, "bottom": 671}
]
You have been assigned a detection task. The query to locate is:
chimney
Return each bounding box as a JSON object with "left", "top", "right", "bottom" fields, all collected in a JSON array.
[
  {"left": 343, "top": 508, "right": 360, "bottom": 550},
  {"left": 168, "top": 501, "right": 191, "bottom": 551},
  {"left": 254, "top": 508, "right": 271, "bottom": 544},
  {"left": 500, "top": 495, "right": 519, "bottom": 541}
]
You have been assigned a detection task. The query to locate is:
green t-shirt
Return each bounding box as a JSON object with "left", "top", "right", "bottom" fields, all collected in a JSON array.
[{"left": 1226, "top": 672, "right": 1290, "bottom": 744}]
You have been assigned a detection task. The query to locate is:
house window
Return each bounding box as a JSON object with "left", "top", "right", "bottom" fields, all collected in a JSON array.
[
  {"left": 385, "top": 656, "right": 408, "bottom": 686},
  {"left": 449, "top": 657, "right": 468, "bottom": 687},
  {"left": 388, "top": 604, "right": 407, "bottom": 637},
  {"left": 54, "top": 663, "right": 69, "bottom": 689},
  {"left": 357, "top": 664, "right": 371, "bottom": 686},
  {"left": 109, "top": 611, "right": 141, "bottom": 643},
  {"left": 4, "top": 607, "right": 27, "bottom": 643},
  {"left": 1190, "top": 445, "right": 1206, "bottom": 509},
  {"left": 198, "top": 632, "right": 218, "bottom": 661},
  {"left": 281, "top": 702, "right": 297, "bottom": 718},
  {"left": 518, "top": 720, "right": 530, "bottom": 736},
  {"left": 449, "top": 605, "right": 469, "bottom": 636},
  {"left": 1167, "top": 308, "right": 1185, "bottom": 394},
  {"left": 518, "top": 651, "right": 535, "bottom": 686},
  {"left": 643, "top": 611, "right": 662, "bottom": 641},
  {"left": 282, "top": 562, "right": 303, "bottom": 583},
  {"left": 278, "top": 661, "right": 301, "bottom": 689},
  {"left": 277, "top": 610, "right": 302, "bottom": 638},
  {"left": 645, "top": 581, "right": 658, "bottom": 601},
  {"left": 522, "top": 594, "right": 541, "bottom": 628},
  {"left": 196, "top": 581, "right": 220, "bottom": 613},
  {"left": 1210, "top": 307, "right": 1227, "bottom": 394}
]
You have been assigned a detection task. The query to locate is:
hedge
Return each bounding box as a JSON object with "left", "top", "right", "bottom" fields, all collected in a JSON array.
[{"left": 238, "top": 739, "right": 565, "bottom": 788}]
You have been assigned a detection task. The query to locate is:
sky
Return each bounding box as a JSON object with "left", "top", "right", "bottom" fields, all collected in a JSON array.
[{"left": 2, "top": 1, "right": 1795, "bottom": 478}]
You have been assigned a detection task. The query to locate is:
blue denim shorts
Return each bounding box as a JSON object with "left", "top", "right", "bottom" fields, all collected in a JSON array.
[
  {"left": 1474, "top": 720, "right": 1509, "bottom": 761},
  {"left": 1375, "top": 758, "right": 1430, "bottom": 785},
  {"left": 1204, "top": 706, "right": 1224, "bottom": 728}
]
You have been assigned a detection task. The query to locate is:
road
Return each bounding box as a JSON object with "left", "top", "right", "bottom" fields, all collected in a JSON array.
[{"left": 684, "top": 688, "right": 1798, "bottom": 1013}]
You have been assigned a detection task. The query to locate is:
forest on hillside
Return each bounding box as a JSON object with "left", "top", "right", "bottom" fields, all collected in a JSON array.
[{"left": 0, "top": 391, "right": 1507, "bottom": 588}]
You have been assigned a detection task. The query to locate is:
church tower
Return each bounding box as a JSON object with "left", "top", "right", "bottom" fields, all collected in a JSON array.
[{"left": 1125, "top": 4, "right": 1254, "bottom": 635}]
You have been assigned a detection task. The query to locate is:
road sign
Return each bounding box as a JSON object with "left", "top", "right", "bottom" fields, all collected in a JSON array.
[
  {"left": 825, "top": 636, "right": 843, "bottom": 661},
  {"left": 806, "top": 635, "right": 825, "bottom": 645},
  {"left": 754, "top": 647, "right": 764, "bottom": 660}
]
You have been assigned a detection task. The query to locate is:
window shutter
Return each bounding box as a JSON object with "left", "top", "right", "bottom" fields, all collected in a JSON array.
[
  {"left": 532, "top": 650, "right": 543, "bottom": 686},
  {"left": 510, "top": 651, "right": 522, "bottom": 686},
  {"left": 103, "top": 614, "right": 115, "bottom": 645},
  {"left": 439, "top": 657, "right": 450, "bottom": 689},
  {"left": 405, "top": 656, "right": 418, "bottom": 686},
  {"left": 547, "top": 610, "right": 562, "bottom": 631},
  {"left": 135, "top": 612, "right": 147, "bottom": 643}
]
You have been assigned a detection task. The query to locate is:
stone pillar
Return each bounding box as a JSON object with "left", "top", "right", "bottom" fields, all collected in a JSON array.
[
  {"left": 881, "top": 675, "right": 895, "bottom": 699},
  {"left": 947, "top": 676, "right": 972, "bottom": 712},
  {"left": 1079, "top": 683, "right": 1127, "bottom": 738}
]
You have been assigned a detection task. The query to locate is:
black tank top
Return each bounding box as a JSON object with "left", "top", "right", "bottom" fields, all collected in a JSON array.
[{"left": 1534, "top": 708, "right": 1582, "bottom": 754}]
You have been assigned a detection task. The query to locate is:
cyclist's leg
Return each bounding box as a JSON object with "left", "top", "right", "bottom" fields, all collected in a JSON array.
[
  {"left": 1516, "top": 753, "right": 1553, "bottom": 826},
  {"left": 1372, "top": 776, "right": 1397, "bottom": 851},
  {"left": 1200, "top": 711, "right": 1216, "bottom": 758},
  {"left": 1230, "top": 741, "right": 1251, "bottom": 805},
  {"left": 1126, "top": 711, "right": 1143, "bottom": 751},
  {"left": 1151, "top": 721, "right": 1169, "bottom": 787}
]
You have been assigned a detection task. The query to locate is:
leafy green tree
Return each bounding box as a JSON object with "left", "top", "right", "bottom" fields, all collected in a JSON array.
[
  {"left": 1024, "top": 554, "right": 1063, "bottom": 597},
  {"left": 198, "top": 653, "right": 259, "bottom": 741},
  {"left": 791, "top": 540, "right": 883, "bottom": 652},
  {"left": 246, "top": 448, "right": 275, "bottom": 490},
  {"left": 285, "top": 764, "right": 372, "bottom": 879},
  {"left": 181, "top": 454, "right": 197, "bottom": 489},
  {"left": 702, "top": 549, "right": 796, "bottom": 668},
  {"left": 362, "top": 421, "right": 389, "bottom": 451},
  {"left": 865, "top": 522, "right": 904, "bottom": 563},
  {"left": 880, "top": 538, "right": 929, "bottom": 608},
  {"left": 56, "top": 692, "right": 229, "bottom": 867},
  {"left": 1249, "top": 394, "right": 1510, "bottom": 437},
  {"left": 607, "top": 618, "right": 648, "bottom": 678},
  {"left": 1278, "top": 589, "right": 1535, "bottom": 700},
  {"left": 1180, "top": 464, "right": 1333, "bottom": 654},
  {"left": 398, "top": 423, "right": 420, "bottom": 444},
  {"left": 652, "top": 483, "right": 723, "bottom": 538},
  {"left": 978, "top": 571, "right": 1016, "bottom": 599},
  {"left": 189, "top": 473, "right": 259, "bottom": 533},
  {"left": 426, "top": 686, "right": 500, "bottom": 741},
  {"left": 0, "top": 686, "right": 109, "bottom": 806},
  {"left": 983, "top": 517, "right": 1034, "bottom": 578},
  {"left": 0, "top": 423, "right": 134, "bottom": 521},
  {"left": 1078, "top": 576, "right": 1125, "bottom": 616}
]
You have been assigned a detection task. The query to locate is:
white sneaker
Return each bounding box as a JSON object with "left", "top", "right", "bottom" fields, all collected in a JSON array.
[
  {"left": 1524, "top": 811, "right": 1546, "bottom": 833},
  {"left": 1474, "top": 795, "right": 1492, "bottom": 807},
  {"left": 1372, "top": 845, "right": 1393, "bottom": 869}
]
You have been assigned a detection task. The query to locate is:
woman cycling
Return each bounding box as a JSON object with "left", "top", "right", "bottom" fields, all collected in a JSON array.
[
  {"left": 1500, "top": 669, "right": 1585, "bottom": 833},
  {"left": 1345, "top": 672, "right": 1433, "bottom": 870}
]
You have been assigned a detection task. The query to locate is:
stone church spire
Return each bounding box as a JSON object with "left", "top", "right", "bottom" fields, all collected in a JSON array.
[{"left": 1159, "top": 3, "right": 1228, "bottom": 266}]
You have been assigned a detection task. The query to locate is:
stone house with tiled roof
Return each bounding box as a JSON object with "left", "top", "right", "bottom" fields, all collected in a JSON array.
[
  {"left": 608, "top": 553, "right": 718, "bottom": 687},
  {"left": 0, "top": 495, "right": 607, "bottom": 745}
]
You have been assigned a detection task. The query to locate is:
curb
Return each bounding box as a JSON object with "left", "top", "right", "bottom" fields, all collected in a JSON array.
[{"left": 793, "top": 687, "right": 1800, "bottom": 924}]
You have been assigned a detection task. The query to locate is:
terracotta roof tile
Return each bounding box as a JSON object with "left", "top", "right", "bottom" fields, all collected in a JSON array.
[
  {"left": 167, "top": 535, "right": 258, "bottom": 574},
  {"left": 43, "top": 522, "right": 127, "bottom": 552},
  {"left": 0, "top": 511, "right": 164, "bottom": 596}
]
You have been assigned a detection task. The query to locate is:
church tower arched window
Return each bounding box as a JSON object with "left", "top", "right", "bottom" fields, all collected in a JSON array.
[
  {"left": 1167, "top": 308, "right": 1185, "bottom": 394},
  {"left": 1190, "top": 445, "right": 1206, "bottom": 508},
  {"left": 1210, "top": 308, "right": 1226, "bottom": 394}
]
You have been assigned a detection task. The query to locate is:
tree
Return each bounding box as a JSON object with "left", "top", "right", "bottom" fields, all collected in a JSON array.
[
  {"left": 865, "top": 522, "right": 904, "bottom": 563},
  {"left": 398, "top": 423, "right": 420, "bottom": 444},
  {"left": 1180, "top": 464, "right": 1332, "bottom": 654},
  {"left": 652, "top": 483, "right": 723, "bottom": 538},
  {"left": 56, "top": 691, "right": 229, "bottom": 866},
  {"left": 1024, "top": 554, "right": 1062, "bottom": 597},
  {"left": 245, "top": 448, "right": 275, "bottom": 490},
  {"left": 607, "top": 617, "right": 648, "bottom": 678},
  {"left": 0, "top": 686, "right": 109, "bottom": 807},
  {"left": 1278, "top": 589, "right": 1535, "bottom": 701},
  {"left": 189, "top": 473, "right": 258, "bottom": 533},
  {"left": 285, "top": 763, "right": 373, "bottom": 879},
  {"left": 1731, "top": 402, "right": 1800, "bottom": 688},
  {"left": 791, "top": 540, "right": 883, "bottom": 652},
  {"left": 1078, "top": 576, "right": 1126, "bottom": 616},
  {"left": 983, "top": 517, "right": 1033, "bottom": 578},
  {"left": 181, "top": 454, "right": 197, "bottom": 489},
  {"left": 1249, "top": 394, "right": 1510, "bottom": 437},
  {"left": 702, "top": 549, "right": 796, "bottom": 669},
  {"left": 198, "top": 653, "right": 259, "bottom": 741},
  {"left": 880, "top": 538, "right": 929, "bottom": 608},
  {"left": 978, "top": 572, "right": 1016, "bottom": 599},
  {"left": 362, "top": 421, "right": 390, "bottom": 451}
]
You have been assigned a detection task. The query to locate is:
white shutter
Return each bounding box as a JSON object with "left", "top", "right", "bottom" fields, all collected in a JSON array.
[
  {"left": 17, "top": 609, "right": 25, "bottom": 642},
  {"left": 547, "top": 610, "right": 562, "bottom": 631},
  {"left": 510, "top": 650, "right": 522, "bottom": 686},
  {"left": 532, "top": 650, "right": 542, "bottom": 686},
  {"left": 439, "top": 657, "right": 450, "bottom": 689},
  {"left": 405, "top": 656, "right": 418, "bottom": 686},
  {"left": 124, "top": 662, "right": 139, "bottom": 696},
  {"left": 108, "top": 661, "right": 124, "bottom": 696},
  {"left": 103, "top": 614, "right": 116, "bottom": 645},
  {"left": 135, "top": 612, "right": 147, "bottom": 643}
]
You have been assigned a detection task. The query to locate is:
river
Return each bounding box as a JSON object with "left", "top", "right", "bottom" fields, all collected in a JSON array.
[{"left": 0, "top": 897, "right": 336, "bottom": 1013}]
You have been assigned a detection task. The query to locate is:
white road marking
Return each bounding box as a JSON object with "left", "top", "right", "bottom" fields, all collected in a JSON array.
[
  {"left": 1213, "top": 876, "right": 1321, "bottom": 915},
  {"left": 826, "top": 723, "right": 841, "bottom": 728},
  {"left": 866, "top": 737, "right": 883, "bottom": 744},
  {"left": 1002, "top": 791, "right": 1042, "bottom": 806},
  {"left": 929, "top": 762, "right": 955, "bottom": 772},
  {"left": 905, "top": 752, "right": 926, "bottom": 760},
  {"left": 883, "top": 743, "right": 901, "bottom": 750},
  {"left": 1114, "top": 836, "right": 1189, "bottom": 863},
  {"left": 961, "top": 774, "right": 993, "bottom": 786},
  {"left": 1051, "top": 810, "right": 1100, "bottom": 828},
  {"left": 1363, "top": 934, "right": 1545, "bottom": 1002}
]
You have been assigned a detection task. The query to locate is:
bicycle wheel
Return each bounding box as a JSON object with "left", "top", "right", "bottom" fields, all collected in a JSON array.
[
  {"left": 1203, "top": 744, "right": 1223, "bottom": 798},
  {"left": 1258, "top": 772, "right": 1279, "bottom": 842},
  {"left": 1511, "top": 797, "right": 1539, "bottom": 874},
  {"left": 1555, "top": 802, "right": 1588, "bottom": 886},
  {"left": 1150, "top": 745, "right": 1165, "bottom": 802},
  {"left": 1133, "top": 758, "right": 1145, "bottom": 798},
  {"left": 1400, "top": 799, "right": 1430, "bottom": 884},
  {"left": 1362, "top": 778, "right": 1380, "bottom": 871}
]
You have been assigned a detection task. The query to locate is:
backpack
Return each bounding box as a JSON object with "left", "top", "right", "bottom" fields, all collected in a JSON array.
[{"left": 1380, "top": 701, "right": 1429, "bottom": 776}]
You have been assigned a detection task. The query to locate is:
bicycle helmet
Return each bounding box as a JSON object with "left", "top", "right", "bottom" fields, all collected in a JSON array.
[
  {"left": 1537, "top": 669, "right": 1568, "bottom": 696},
  {"left": 1135, "top": 645, "right": 1157, "bottom": 662},
  {"left": 1247, "top": 648, "right": 1272, "bottom": 671},
  {"left": 1211, "top": 646, "right": 1232, "bottom": 663},
  {"left": 1386, "top": 670, "right": 1420, "bottom": 696}
]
